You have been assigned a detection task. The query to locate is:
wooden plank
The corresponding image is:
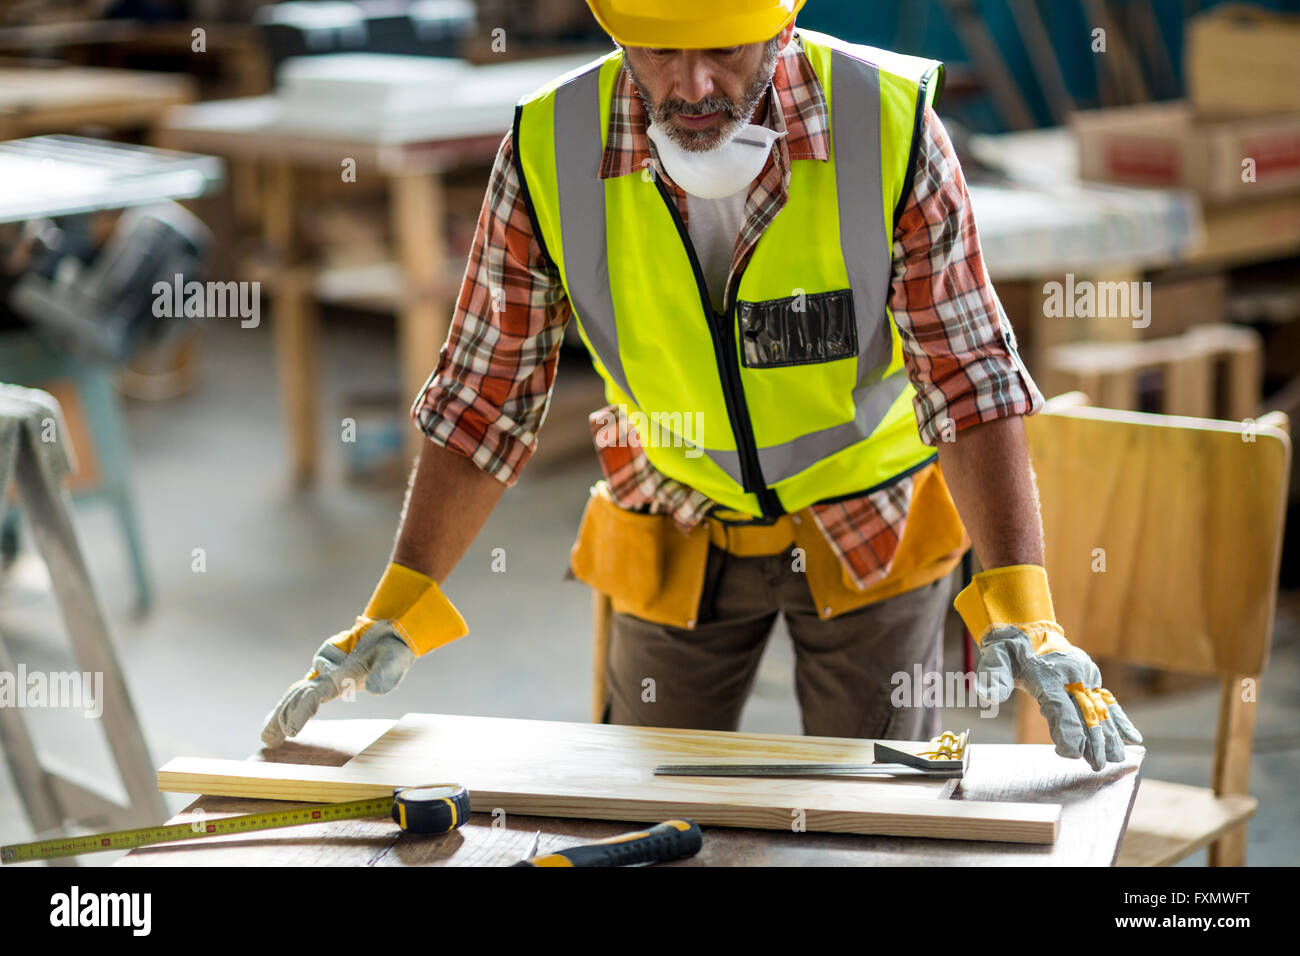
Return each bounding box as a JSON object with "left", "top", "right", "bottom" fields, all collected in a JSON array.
[
  {"left": 127, "top": 719, "right": 1143, "bottom": 866},
  {"left": 126, "top": 719, "right": 541, "bottom": 868},
  {"left": 156, "top": 755, "right": 1059, "bottom": 844},
  {"left": 344, "top": 713, "right": 958, "bottom": 803},
  {"left": 158, "top": 758, "right": 401, "bottom": 801},
  {"left": 157, "top": 713, "right": 1063, "bottom": 845}
]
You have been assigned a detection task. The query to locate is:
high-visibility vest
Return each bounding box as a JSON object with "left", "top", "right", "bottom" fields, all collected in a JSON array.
[{"left": 514, "top": 30, "right": 945, "bottom": 518}]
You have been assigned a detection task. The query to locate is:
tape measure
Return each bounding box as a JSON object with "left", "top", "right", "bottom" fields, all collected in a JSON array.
[{"left": 0, "top": 783, "right": 470, "bottom": 864}]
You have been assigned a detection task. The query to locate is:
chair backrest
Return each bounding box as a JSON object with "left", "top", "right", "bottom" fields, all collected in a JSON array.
[{"left": 1024, "top": 393, "right": 1291, "bottom": 678}]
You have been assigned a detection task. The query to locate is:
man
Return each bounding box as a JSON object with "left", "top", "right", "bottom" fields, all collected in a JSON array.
[{"left": 262, "top": 0, "right": 1141, "bottom": 771}]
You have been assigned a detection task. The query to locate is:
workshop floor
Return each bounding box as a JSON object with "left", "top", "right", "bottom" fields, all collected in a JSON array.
[{"left": 2, "top": 314, "right": 1298, "bottom": 866}]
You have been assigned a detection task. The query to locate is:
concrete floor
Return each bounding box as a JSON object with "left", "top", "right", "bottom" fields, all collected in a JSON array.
[{"left": 2, "top": 314, "right": 1298, "bottom": 865}]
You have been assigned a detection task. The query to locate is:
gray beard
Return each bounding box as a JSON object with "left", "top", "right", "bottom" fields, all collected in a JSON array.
[{"left": 626, "top": 38, "right": 782, "bottom": 152}]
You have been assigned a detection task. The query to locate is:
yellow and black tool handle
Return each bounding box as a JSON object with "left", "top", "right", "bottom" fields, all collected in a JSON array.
[{"left": 515, "top": 819, "right": 702, "bottom": 867}]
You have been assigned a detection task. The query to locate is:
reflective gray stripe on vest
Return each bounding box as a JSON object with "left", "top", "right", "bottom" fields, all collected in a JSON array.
[
  {"left": 554, "top": 64, "right": 636, "bottom": 404},
  {"left": 710, "top": 371, "right": 910, "bottom": 486},
  {"left": 830, "top": 49, "right": 893, "bottom": 386},
  {"left": 759, "top": 371, "right": 910, "bottom": 484}
]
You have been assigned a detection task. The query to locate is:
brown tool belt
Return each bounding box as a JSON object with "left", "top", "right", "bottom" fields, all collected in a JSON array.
[{"left": 568, "top": 466, "right": 969, "bottom": 629}]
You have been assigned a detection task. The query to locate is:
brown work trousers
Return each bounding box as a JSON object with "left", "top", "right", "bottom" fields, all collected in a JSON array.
[{"left": 604, "top": 543, "right": 952, "bottom": 740}]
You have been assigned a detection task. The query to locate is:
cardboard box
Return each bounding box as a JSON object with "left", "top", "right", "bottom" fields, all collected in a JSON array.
[
  {"left": 1073, "top": 100, "right": 1300, "bottom": 201},
  {"left": 1187, "top": 5, "right": 1300, "bottom": 118}
]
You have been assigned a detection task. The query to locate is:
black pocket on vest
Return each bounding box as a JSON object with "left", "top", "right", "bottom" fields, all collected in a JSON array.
[{"left": 738, "top": 289, "right": 857, "bottom": 369}]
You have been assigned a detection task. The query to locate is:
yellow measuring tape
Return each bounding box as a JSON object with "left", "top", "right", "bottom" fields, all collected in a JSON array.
[{"left": 1, "top": 784, "right": 469, "bottom": 864}]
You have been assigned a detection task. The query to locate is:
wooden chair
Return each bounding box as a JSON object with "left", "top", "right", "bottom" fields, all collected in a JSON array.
[
  {"left": 585, "top": 393, "right": 1291, "bottom": 866},
  {"left": 1021, "top": 393, "right": 1291, "bottom": 866}
]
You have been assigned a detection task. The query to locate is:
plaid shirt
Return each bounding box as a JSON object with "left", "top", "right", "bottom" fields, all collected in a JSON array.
[{"left": 413, "top": 33, "right": 1043, "bottom": 590}]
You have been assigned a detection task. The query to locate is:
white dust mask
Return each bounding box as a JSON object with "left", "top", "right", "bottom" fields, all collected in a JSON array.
[{"left": 646, "top": 120, "right": 784, "bottom": 199}]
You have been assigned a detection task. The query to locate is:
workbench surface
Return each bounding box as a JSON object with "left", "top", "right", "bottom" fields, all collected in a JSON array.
[{"left": 119, "top": 718, "right": 1144, "bottom": 867}]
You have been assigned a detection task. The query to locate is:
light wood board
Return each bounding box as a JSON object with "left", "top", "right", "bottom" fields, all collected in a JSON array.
[
  {"left": 1025, "top": 402, "right": 1291, "bottom": 676},
  {"left": 158, "top": 713, "right": 1060, "bottom": 844}
]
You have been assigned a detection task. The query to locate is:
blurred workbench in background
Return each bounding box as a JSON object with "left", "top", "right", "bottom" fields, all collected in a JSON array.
[
  {"left": 0, "top": 64, "right": 195, "bottom": 139},
  {"left": 971, "top": 125, "right": 1300, "bottom": 420},
  {"left": 0, "top": 19, "right": 269, "bottom": 99},
  {"left": 154, "top": 53, "right": 595, "bottom": 486}
]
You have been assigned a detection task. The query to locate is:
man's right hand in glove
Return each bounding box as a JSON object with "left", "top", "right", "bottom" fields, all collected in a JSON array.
[
  {"left": 260, "top": 562, "right": 468, "bottom": 747},
  {"left": 954, "top": 563, "right": 1141, "bottom": 770}
]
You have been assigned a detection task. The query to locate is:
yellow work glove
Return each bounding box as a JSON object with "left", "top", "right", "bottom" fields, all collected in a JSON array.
[
  {"left": 260, "top": 563, "right": 467, "bottom": 746},
  {"left": 954, "top": 564, "right": 1142, "bottom": 771}
]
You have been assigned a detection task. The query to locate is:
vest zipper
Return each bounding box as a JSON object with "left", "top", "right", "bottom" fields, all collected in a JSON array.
[{"left": 653, "top": 178, "right": 783, "bottom": 517}]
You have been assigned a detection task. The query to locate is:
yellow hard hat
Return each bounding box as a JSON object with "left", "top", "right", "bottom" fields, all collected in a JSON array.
[{"left": 586, "top": 0, "right": 807, "bottom": 49}]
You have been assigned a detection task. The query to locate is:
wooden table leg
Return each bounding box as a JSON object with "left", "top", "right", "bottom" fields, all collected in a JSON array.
[
  {"left": 264, "top": 160, "right": 318, "bottom": 487},
  {"left": 1210, "top": 674, "right": 1259, "bottom": 866},
  {"left": 592, "top": 590, "right": 613, "bottom": 723},
  {"left": 388, "top": 170, "right": 451, "bottom": 464}
]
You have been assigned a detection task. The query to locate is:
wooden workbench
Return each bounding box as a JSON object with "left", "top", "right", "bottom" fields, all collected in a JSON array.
[
  {"left": 155, "top": 56, "right": 593, "bottom": 485},
  {"left": 0, "top": 66, "right": 195, "bottom": 139},
  {"left": 118, "top": 718, "right": 1144, "bottom": 867},
  {"left": 968, "top": 126, "right": 1300, "bottom": 401},
  {"left": 156, "top": 95, "right": 506, "bottom": 485}
]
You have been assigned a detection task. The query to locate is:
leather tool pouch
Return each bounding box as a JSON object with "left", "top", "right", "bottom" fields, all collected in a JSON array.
[
  {"left": 568, "top": 483, "right": 710, "bottom": 628},
  {"left": 738, "top": 289, "right": 857, "bottom": 368}
]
